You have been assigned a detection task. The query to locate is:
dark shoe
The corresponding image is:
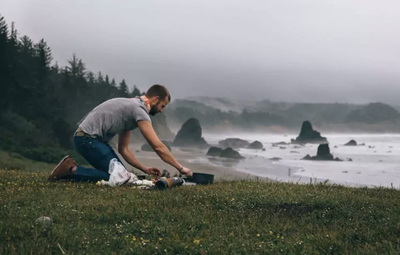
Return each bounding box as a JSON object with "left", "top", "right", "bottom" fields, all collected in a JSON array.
[{"left": 47, "top": 155, "right": 77, "bottom": 181}]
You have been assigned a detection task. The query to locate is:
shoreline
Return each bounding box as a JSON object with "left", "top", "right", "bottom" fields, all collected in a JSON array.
[
  {"left": 117, "top": 145, "right": 267, "bottom": 182},
  {"left": 121, "top": 149, "right": 400, "bottom": 189}
]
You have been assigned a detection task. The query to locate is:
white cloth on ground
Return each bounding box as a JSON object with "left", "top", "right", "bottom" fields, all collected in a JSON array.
[{"left": 98, "top": 158, "right": 154, "bottom": 187}]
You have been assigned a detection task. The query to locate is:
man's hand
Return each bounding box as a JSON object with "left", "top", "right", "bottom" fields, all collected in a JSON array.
[
  {"left": 143, "top": 166, "right": 162, "bottom": 179},
  {"left": 179, "top": 167, "right": 193, "bottom": 177}
]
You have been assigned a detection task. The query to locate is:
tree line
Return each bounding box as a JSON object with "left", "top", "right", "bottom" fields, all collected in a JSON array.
[{"left": 0, "top": 15, "right": 170, "bottom": 163}]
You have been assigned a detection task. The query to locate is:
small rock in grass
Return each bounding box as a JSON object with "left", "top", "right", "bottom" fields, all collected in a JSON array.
[{"left": 36, "top": 216, "right": 52, "bottom": 226}]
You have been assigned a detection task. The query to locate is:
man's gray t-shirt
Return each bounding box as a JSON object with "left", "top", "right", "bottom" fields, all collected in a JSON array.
[{"left": 77, "top": 97, "right": 151, "bottom": 142}]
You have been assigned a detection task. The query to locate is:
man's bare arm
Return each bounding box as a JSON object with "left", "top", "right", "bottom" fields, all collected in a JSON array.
[
  {"left": 137, "top": 120, "right": 183, "bottom": 170},
  {"left": 118, "top": 130, "right": 147, "bottom": 172}
]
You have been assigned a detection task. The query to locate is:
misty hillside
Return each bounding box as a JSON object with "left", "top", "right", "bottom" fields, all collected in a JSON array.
[
  {"left": 166, "top": 97, "right": 400, "bottom": 133},
  {"left": 169, "top": 99, "right": 218, "bottom": 114},
  {"left": 186, "top": 96, "right": 253, "bottom": 113}
]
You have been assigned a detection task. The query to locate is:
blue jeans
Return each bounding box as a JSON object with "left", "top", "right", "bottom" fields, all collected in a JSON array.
[{"left": 73, "top": 135, "right": 125, "bottom": 182}]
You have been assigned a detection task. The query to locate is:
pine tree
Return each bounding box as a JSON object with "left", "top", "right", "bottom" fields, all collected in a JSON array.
[
  {"left": 119, "top": 79, "right": 129, "bottom": 96},
  {"left": 131, "top": 85, "right": 141, "bottom": 97},
  {"left": 67, "top": 54, "right": 86, "bottom": 78},
  {"left": 111, "top": 78, "right": 116, "bottom": 87},
  {"left": 35, "top": 39, "right": 52, "bottom": 69},
  {"left": 97, "top": 71, "right": 104, "bottom": 84},
  {"left": 33, "top": 38, "right": 53, "bottom": 119},
  {"left": 87, "top": 71, "right": 95, "bottom": 83}
]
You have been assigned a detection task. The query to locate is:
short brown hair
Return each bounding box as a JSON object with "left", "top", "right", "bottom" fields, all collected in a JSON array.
[{"left": 145, "top": 84, "right": 171, "bottom": 102}]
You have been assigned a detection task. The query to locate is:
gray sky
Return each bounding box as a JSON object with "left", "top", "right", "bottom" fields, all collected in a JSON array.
[{"left": 1, "top": 0, "right": 400, "bottom": 104}]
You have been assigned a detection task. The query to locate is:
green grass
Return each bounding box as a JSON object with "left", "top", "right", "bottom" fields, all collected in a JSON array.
[{"left": 1, "top": 151, "right": 400, "bottom": 254}]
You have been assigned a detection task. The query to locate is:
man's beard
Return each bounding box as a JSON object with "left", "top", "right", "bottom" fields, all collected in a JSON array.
[{"left": 149, "top": 104, "right": 159, "bottom": 116}]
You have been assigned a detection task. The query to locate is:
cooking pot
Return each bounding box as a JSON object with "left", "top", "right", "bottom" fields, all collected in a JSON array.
[{"left": 187, "top": 172, "right": 214, "bottom": 185}]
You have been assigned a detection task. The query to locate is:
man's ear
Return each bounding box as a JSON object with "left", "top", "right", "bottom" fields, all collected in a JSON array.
[{"left": 152, "top": 96, "right": 160, "bottom": 104}]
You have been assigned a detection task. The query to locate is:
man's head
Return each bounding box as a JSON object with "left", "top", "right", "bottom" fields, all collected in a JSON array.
[{"left": 145, "top": 84, "right": 171, "bottom": 116}]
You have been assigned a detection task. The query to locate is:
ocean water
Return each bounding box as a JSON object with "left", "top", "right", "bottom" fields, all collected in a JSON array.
[{"left": 194, "top": 132, "right": 400, "bottom": 188}]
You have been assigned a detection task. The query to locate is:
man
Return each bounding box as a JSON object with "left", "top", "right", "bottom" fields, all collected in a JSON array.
[{"left": 48, "top": 84, "right": 193, "bottom": 182}]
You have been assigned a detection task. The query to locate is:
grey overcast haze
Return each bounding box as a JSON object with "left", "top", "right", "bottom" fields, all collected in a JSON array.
[{"left": 1, "top": 0, "right": 400, "bottom": 104}]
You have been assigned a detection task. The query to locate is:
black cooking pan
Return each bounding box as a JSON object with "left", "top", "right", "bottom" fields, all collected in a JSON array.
[{"left": 185, "top": 172, "right": 214, "bottom": 185}]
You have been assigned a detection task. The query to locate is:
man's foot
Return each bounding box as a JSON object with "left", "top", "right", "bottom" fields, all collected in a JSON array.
[{"left": 47, "top": 155, "right": 77, "bottom": 181}]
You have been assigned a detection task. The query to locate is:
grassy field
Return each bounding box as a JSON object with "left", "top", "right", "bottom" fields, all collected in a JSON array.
[{"left": 1, "top": 150, "right": 400, "bottom": 254}]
